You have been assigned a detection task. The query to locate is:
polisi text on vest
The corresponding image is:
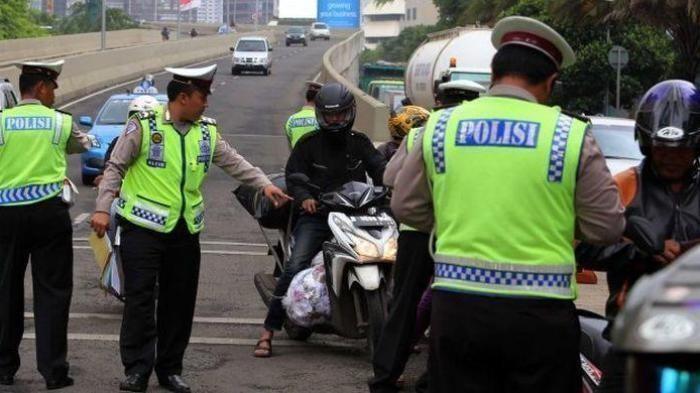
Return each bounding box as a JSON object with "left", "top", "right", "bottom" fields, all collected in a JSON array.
[{"left": 456, "top": 119, "right": 540, "bottom": 148}]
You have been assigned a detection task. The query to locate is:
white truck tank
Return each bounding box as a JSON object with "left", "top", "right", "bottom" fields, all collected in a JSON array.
[{"left": 405, "top": 27, "right": 495, "bottom": 109}]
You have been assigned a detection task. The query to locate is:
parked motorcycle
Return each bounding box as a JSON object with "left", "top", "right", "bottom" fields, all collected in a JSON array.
[
  {"left": 578, "top": 216, "right": 666, "bottom": 392},
  {"left": 237, "top": 174, "right": 398, "bottom": 355}
]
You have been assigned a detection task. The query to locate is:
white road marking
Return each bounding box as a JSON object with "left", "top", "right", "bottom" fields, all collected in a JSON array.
[
  {"left": 21, "top": 333, "right": 362, "bottom": 349},
  {"left": 72, "top": 246, "right": 267, "bottom": 256},
  {"left": 73, "top": 238, "right": 267, "bottom": 247},
  {"left": 25, "top": 312, "right": 263, "bottom": 325},
  {"left": 72, "top": 213, "right": 90, "bottom": 225}
]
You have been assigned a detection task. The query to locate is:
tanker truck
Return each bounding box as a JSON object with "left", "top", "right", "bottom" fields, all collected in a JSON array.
[{"left": 405, "top": 27, "right": 495, "bottom": 109}]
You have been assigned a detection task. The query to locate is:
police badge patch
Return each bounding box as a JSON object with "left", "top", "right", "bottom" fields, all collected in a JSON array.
[{"left": 151, "top": 132, "right": 163, "bottom": 144}]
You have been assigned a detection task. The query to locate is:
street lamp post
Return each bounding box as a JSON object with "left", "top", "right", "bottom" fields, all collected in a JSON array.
[
  {"left": 101, "top": 0, "right": 106, "bottom": 50},
  {"left": 177, "top": 0, "right": 181, "bottom": 40}
]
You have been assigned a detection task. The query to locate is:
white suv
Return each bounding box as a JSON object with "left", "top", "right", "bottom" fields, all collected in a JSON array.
[
  {"left": 309, "top": 22, "right": 331, "bottom": 41},
  {"left": 230, "top": 37, "right": 273, "bottom": 76}
]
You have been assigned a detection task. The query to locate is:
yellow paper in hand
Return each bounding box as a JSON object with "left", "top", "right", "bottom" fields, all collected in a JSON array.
[{"left": 89, "top": 231, "right": 112, "bottom": 272}]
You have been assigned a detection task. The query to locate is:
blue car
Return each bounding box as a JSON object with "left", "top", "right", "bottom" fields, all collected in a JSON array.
[{"left": 79, "top": 93, "right": 167, "bottom": 185}]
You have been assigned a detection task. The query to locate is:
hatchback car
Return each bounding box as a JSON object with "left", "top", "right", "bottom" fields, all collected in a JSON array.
[
  {"left": 79, "top": 93, "right": 168, "bottom": 185},
  {"left": 286, "top": 27, "right": 307, "bottom": 46},
  {"left": 309, "top": 22, "right": 330, "bottom": 41}
]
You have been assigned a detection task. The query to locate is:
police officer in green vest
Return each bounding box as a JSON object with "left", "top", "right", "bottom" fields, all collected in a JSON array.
[
  {"left": 285, "top": 81, "right": 322, "bottom": 148},
  {"left": 0, "top": 60, "right": 92, "bottom": 390},
  {"left": 89, "top": 65, "right": 289, "bottom": 393},
  {"left": 391, "top": 16, "right": 626, "bottom": 392}
]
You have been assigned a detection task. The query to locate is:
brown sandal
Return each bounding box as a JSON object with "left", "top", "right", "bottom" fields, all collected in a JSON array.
[{"left": 253, "top": 338, "right": 272, "bottom": 358}]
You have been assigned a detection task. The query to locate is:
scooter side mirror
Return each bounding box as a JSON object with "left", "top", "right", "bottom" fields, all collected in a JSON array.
[{"left": 625, "top": 216, "right": 664, "bottom": 255}]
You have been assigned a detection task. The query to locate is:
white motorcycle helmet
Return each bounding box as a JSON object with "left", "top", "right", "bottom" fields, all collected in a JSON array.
[{"left": 128, "top": 95, "right": 159, "bottom": 116}]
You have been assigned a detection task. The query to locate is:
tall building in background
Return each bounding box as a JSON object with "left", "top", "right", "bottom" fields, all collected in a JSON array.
[
  {"left": 223, "top": 0, "right": 273, "bottom": 26},
  {"left": 200, "top": 0, "right": 223, "bottom": 23},
  {"left": 362, "top": 0, "right": 405, "bottom": 49},
  {"left": 403, "top": 0, "right": 438, "bottom": 27}
]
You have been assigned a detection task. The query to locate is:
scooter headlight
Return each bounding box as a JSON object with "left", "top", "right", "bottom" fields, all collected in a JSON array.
[{"left": 352, "top": 235, "right": 381, "bottom": 259}]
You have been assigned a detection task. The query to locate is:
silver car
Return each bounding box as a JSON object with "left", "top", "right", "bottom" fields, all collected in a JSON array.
[{"left": 589, "top": 116, "right": 643, "bottom": 175}]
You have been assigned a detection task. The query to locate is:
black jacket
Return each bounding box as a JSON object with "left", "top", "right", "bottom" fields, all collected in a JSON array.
[
  {"left": 285, "top": 130, "right": 387, "bottom": 203},
  {"left": 577, "top": 159, "right": 700, "bottom": 318}
]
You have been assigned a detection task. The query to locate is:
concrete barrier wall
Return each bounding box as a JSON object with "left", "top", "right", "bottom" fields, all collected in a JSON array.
[
  {"left": 0, "top": 29, "right": 162, "bottom": 65},
  {"left": 0, "top": 31, "right": 276, "bottom": 105},
  {"left": 320, "top": 30, "right": 390, "bottom": 142}
]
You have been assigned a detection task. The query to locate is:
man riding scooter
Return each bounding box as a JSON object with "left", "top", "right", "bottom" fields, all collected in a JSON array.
[
  {"left": 253, "top": 83, "right": 386, "bottom": 358},
  {"left": 577, "top": 79, "right": 700, "bottom": 391}
]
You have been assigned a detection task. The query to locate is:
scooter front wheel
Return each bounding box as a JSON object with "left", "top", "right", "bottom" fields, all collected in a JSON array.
[{"left": 364, "top": 289, "right": 388, "bottom": 357}]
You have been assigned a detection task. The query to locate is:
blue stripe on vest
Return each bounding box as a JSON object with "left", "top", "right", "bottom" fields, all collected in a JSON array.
[
  {"left": 431, "top": 107, "right": 456, "bottom": 174},
  {"left": 547, "top": 114, "right": 574, "bottom": 183},
  {"left": 435, "top": 262, "right": 572, "bottom": 289},
  {"left": 0, "top": 182, "right": 62, "bottom": 205},
  {"left": 131, "top": 206, "right": 167, "bottom": 226},
  {"left": 198, "top": 123, "right": 212, "bottom": 173}
]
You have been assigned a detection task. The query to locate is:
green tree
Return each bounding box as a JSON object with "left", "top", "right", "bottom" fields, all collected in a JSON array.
[
  {"left": 56, "top": 1, "right": 138, "bottom": 35},
  {"left": 0, "top": 0, "right": 46, "bottom": 39},
  {"left": 502, "top": 0, "right": 676, "bottom": 113}
]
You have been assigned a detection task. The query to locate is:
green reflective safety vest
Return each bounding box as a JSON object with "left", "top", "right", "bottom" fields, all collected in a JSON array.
[
  {"left": 117, "top": 106, "right": 217, "bottom": 234},
  {"left": 398, "top": 127, "right": 424, "bottom": 233},
  {"left": 0, "top": 103, "right": 72, "bottom": 206},
  {"left": 422, "top": 96, "right": 587, "bottom": 300},
  {"left": 286, "top": 106, "right": 318, "bottom": 147}
]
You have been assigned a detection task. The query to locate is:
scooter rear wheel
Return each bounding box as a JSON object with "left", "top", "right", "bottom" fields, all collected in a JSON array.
[{"left": 284, "top": 321, "right": 312, "bottom": 341}]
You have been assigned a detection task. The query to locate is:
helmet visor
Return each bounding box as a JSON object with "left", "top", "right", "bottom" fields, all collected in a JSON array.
[{"left": 321, "top": 107, "right": 354, "bottom": 126}]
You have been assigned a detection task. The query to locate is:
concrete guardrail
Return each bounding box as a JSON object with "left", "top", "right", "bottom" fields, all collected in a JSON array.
[
  {"left": 320, "top": 30, "right": 390, "bottom": 142},
  {"left": 0, "top": 29, "right": 162, "bottom": 66},
  {"left": 0, "top": 30, "right": 277, "bottom": 106}
]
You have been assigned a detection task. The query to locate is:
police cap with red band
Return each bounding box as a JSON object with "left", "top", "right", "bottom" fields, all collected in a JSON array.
[{"left": 491, "top": 16, "right": 576, "bottom": 69}]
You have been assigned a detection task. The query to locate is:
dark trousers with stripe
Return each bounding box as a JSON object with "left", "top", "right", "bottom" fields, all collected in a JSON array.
[
  {"left": 118, "top": 218, "right": 200, "bottom": 379},
  {"left": 369, "top": 230, "right": 433, "bottom": 393},
  {"left": 0, "top": 198, "right": 73, "bottom": 381},
  {"left": 430, "top": 290, "right": 581, "bottom": 393}
]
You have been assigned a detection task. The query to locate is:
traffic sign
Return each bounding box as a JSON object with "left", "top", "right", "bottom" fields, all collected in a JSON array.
[{"left": 608, "top": 45, "right": 629, "bottom": 69}]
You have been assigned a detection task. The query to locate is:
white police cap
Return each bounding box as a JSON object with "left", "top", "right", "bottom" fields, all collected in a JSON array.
[
  {"left": 165, "top": 64, "right": 217, "bottom": 94},
  {"left": 491, "top": 16, "right": 575, "bottom": 69},
  {"left": 438, "top": 80, "right": 487, "bottom": 94},
  {"left": 15, "top": 59, "right": 65, "bottom": 86}
]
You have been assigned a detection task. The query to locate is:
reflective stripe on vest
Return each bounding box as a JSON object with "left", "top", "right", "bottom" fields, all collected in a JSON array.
[
  {"left": 0, "top": 182, "right": 62, "bottom": 205},
  {"left": 434, "top": 255, "right": 575, "bottom": 298},
  {"left": 430, "top": 107, "right": 456, "bottom": 174}
]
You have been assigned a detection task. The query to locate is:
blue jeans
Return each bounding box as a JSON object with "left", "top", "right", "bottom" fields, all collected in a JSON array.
[{"left": 263, "top": 214, "right": 331, "bottom": 331}]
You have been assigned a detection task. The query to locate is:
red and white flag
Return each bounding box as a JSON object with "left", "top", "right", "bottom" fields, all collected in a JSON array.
[{"left": 180, "top": 0, "right": 201, "bottom": 11}]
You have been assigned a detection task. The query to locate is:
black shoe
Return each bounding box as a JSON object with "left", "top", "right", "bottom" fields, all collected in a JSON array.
[
  {"left": 120, "top": 373, "right": 148, "bottom": 392},
  {"left": 158, "top": 375, "right": 191, "bottom": 393},
  {"left": 46, "top": 376, "right": 74, "bottom": 390},
  {"left": 0, "top": 375, "right": 13, "bottom": 386}
]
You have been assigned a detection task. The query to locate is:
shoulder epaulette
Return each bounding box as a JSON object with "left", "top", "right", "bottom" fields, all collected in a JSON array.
[
  {"left": 561, "top": 109, "right": 590, "bottom": 124},
  {"left": 201, "top": 116, "right": 217, "bottom": 126},
  {"left": 136, "top": 110, "right": 156, "bottom": 120},
  {"left": 55, "top": 108, "right": 72, "bottom": 116}
]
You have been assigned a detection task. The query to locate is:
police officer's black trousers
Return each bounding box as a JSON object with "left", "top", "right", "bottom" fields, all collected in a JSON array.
[
  {"left": 369, "top": 231, "right": 433, "bottom": 393},
  {"left": 429, "top": 290, "right": 581, "bottom": 393},
  {"left": 118, "top": 219, "right": 200, "bottom": 379},
  {"left": 0, "top": 198, "right": 73, "bottom": 381}
]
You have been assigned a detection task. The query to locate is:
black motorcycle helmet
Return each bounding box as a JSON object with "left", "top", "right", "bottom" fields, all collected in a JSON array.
[
  {"left": 635, "top": 80, "right": 700, "bottom": 156},
  {"left": 315, "top": 82, "right": 356, "bottom": 134}
]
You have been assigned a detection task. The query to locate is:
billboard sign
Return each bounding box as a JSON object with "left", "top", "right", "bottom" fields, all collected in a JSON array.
[{"left": 317, "top": 0, "right": 360, "bottom": 28}]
